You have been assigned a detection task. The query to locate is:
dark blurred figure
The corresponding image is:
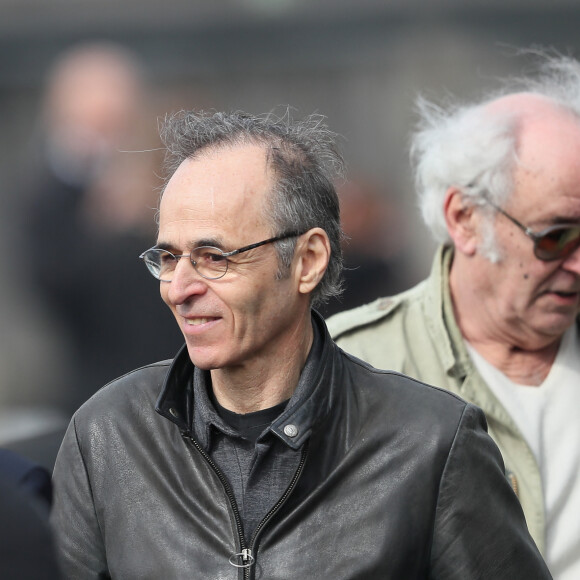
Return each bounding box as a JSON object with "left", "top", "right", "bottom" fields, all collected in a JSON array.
[
  {"left": 0, "top": 448, "right": 52, "bottom": 510},
  {"left": 0, "top": 477, "right": 61, "bottom": 579},
  {"left": 0, "top": 449, "right": 60, "bottom": 579},
  {"left": 21, "top": 42, "right": 182, "bottom": 416},
  {"left": 319, "top": 176, "right": 411, "bottom": 318}
]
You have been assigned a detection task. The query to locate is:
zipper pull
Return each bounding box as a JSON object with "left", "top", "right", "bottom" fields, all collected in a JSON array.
[{"left": 229, "top": 549, "right": 255, "bottom": 568}]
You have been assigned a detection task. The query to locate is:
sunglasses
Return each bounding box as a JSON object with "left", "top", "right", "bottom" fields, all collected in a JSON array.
[{"left": 486, "top": 200, "right": 580, "bottom": 261}]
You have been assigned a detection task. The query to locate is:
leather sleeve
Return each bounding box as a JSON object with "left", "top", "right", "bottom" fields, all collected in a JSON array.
[
  {"left": 430, "top": 403, "right": 552, "bottom": 579},
  {"left": 50, "top": 417, "right": 110, "bottom": 580}
]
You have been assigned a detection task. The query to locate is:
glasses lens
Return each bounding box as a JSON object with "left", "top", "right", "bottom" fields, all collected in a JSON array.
[
  {"left": 535, "top": 225, "right": 580, "bottom": 261},
  {"left": 191, "top": 247, "right": 228, "bottom": 279},
  {"left": 142, "top": 249, "right": 176, "bottom": 281}
]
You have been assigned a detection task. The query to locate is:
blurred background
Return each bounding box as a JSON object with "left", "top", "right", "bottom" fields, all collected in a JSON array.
[{"left": 1, "top": 0, "right": 580, "bottom": 467}]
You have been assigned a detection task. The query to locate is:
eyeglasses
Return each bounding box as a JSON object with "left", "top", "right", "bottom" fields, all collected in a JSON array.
[
  {"left": 486, "top": 200, "right": 580, "bottom": 261},
  {"left": 139, "top": 232, "right": 302, "bottom": 281}
]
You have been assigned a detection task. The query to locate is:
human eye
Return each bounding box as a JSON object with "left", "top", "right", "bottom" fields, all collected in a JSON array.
[
  {"left": 196, "top": 247, "right": 227, "bottom": 265},
  {"left": 191, "top": 247, "right": 228, "bottom": 278},
  {"left": 155, "top": 249, "right": 178, "bottom": 274},
  {"left": 158, "top": 250, "right": 177, "bottom": 266}
]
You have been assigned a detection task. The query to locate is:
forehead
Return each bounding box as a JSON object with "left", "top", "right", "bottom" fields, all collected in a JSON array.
[
  {"left": 511, "top": 110, "right": 580, "bottom": 220},
  {"left": 158, "top": 144, "right": 273, "bottom": 243}
]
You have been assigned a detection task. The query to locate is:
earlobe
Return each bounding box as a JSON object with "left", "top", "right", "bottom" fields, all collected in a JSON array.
[
  {"left": 296, "top": 228, "right": 331, "bottom": 296},
  {"left": 444, "top": 187, "right": 479, "bottom": 256}
]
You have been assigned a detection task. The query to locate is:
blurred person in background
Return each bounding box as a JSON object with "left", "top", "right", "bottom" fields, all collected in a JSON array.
[
  {"left": 21, "top": 41, "right": 182, "bottom": 419},
  {"left": 0, "top": 476, "right": 61, "bottom": 579},
  {"left": 328, "top": 52, "right": 580, "bottom": 579},
  {"left": 0, "top": 448, "right": 59, "bottom": 577},
  {"left": 0, "top": 448, "right": 52, "bottom": 510},
  {"left": 319, "top": 175, "right": 412, "bottom": 318}
]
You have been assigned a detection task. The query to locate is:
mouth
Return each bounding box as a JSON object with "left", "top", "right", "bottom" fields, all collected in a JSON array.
[
  {"left": 184, "top": 317, "right": 218, "bottom": 326},
  {"left": 545, "top": 289, "right": 580, "bottom": 305}
]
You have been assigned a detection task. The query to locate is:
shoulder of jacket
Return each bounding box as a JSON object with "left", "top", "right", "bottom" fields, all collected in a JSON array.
[
  {"left": 97, "top": 359, "right": 172, "bottom": 391},
  {"left": 74, "top": 359, "right": 173, "bottom": 418},
  {"left": 327, "top": 283, "right": 425, "bottom": 340},
  {"left": 340, "top": 351, "right": 471, "bottom": 423}
]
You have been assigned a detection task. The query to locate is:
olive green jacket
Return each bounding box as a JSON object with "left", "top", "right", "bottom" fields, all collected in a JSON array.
[{"left": 327, "top": 244, "right": 552, "bottom": 555}]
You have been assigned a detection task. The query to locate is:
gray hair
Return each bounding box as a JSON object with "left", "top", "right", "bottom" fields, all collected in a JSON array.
[
  {"left": 159, "top": 109, "right": 345, "bottom": 308},
  {"left": 411, "top": 51, "right": 580, "bottom": 256}
]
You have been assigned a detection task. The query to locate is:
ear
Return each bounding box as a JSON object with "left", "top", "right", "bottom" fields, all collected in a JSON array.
[
  {"left": 295, "top": 228, "right": 331, "bottom": 296},
  {"left": 443, "top": 187, "right": 479, "bottom": 256}
]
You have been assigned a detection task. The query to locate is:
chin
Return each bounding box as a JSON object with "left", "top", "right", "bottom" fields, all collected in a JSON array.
[
  {"left": 185, "top": 345, "right": 221, "bottom": 370},
  {"left": 536, "top": 317, "right": 576, "bottom": 340}
]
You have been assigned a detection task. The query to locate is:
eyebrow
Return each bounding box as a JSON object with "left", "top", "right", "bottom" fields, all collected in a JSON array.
[
  {"left": 154, "top": 237, "right": 226, "bottom": 252},
  {"left": 529, "top": 216, "right": 580, "bottom": 231}
]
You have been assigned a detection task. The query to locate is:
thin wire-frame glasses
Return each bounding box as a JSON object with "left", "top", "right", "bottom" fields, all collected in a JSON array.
[
  {"left": 486, "top": 200, "right": 580, "bottom": 261},
  {"left": 139, "top": 232, "right": 302, "bottom": 281}
]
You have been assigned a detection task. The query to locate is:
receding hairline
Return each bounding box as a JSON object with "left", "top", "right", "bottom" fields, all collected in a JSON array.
[
  {"left": 484, "top": 91, "right": 580, "bottom": 131},
  {"left": 160, "top": 138, "right": 293, "bottom": 202}
]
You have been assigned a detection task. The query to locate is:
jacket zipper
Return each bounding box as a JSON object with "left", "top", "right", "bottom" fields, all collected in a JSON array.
[
  {"left": 244, "top": 441, "right": 309, "bottom": 580},
  {"left": 182, "top": 434, "right": 249, "bottom": 574},
  {"left": 183, "top": 433, "right": 309, "bottom": 580}
]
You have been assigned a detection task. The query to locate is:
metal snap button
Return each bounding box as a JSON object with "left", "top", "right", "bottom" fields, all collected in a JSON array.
[{"left": 283, "top": 424, "right": 298, "bottom": 437}]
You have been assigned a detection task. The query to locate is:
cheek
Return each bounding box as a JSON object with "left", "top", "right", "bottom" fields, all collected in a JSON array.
[
  {"left": 230, "top": 281, "right": 292, "bottom": 331},
  {"left": 508, "top": 263, "right": 558, "bottom": 306},
  {"left": 503, "top": 246, "right": 547, "bottom": 285},
  {"left": 517, "top": 262, "right": 530, "bottom": 280},
  {"left": 212, "top": 285, "right": 263, "bottom": 330}
]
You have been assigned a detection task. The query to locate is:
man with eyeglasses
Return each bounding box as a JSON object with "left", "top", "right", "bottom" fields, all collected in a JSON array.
[
  {"left": 50, "top": 109, "right": 549, "bottom": 579},
  {"left": 328, "top": 53, "right": 580, "bottom": 579}
]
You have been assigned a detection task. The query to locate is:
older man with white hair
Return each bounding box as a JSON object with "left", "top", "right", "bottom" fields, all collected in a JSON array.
[{"left": 328, "top": 53, "right": 580, "bottom": 579}]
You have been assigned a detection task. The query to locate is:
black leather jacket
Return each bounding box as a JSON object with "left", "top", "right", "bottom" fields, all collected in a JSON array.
[{"left": 51, "top": 315, "right": 551, "bottom": 579}]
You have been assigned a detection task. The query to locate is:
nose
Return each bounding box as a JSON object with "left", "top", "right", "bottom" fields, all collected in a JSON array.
[
  {"left": 164, "top": 257, "right": 208, "bottom": 305},
  {"left": 561, "top": 243, "right": 580, "bottom": 275}
]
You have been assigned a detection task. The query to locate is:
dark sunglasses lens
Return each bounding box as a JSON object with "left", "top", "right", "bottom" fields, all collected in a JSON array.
[{"left": 535, "top": 226, "right": 580, "bottom": 260}]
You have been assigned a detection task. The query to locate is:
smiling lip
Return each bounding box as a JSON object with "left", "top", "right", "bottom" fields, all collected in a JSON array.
[
  {"left": 185, "top": 317, "right": 217, "bottom": 326},
  {"left": 544, "top": 289, "right": 580, "bottom": 303},
  {"left": 180, "top": 316, "right": 221, "bottom": 337}
]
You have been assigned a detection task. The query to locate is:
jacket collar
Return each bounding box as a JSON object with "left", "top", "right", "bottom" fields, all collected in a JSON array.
[
  {"left": 426, "top": 245, "right": 511, "bottom": 412},
  {"left": 156, "top": 310, "right": 336, "bottom": 449},
  {"left": 155, "top": 345, "right": 194, "bottom": 433},
  {"left": 426, "top": 245, "right": 475, "bottom": 381}
]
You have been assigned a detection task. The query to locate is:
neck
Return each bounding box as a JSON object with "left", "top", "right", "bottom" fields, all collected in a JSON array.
[
  {"left": 210, "top": 316, "right": 314, "bottom": 414},
  {"left": 449, "top": 254, "right": 561, "bottom": 386},
  {"left": 466, "top": 338, "right": 560, "bottom": 385}
]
